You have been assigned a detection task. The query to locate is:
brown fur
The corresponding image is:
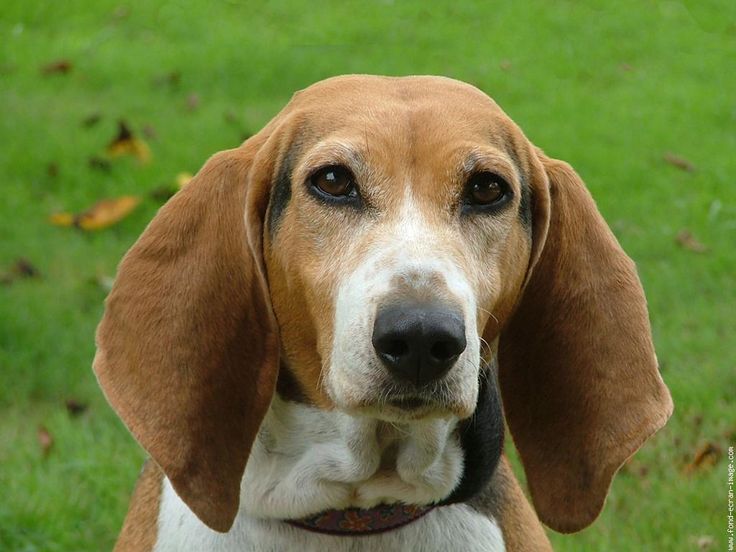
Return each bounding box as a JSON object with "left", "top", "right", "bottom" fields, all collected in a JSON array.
[
  {"left": 470, "top": 455, "right": 553, "bottom": 551},
  {"left": 114, "top": 461, "right": 163, "bottom": 552},
  {"left": 94, "top": 144, "right": 280, "bottom": 532},
  {"left": 95, "top": 75, "right": 672, "bottom": 547}
]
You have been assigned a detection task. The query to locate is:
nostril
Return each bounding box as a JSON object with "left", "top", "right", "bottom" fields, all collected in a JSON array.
[
  {"left": 430, "top": 339, "right": 461, "bottom": 362},
  {"left": 377, "top": 338, "right": 409, "bottom": 359}
]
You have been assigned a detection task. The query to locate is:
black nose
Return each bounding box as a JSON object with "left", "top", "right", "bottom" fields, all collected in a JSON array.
[{"left": 372, "top": 303, "right": 466, "bottom": 387}]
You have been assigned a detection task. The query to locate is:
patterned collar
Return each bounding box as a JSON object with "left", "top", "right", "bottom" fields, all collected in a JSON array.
[{"left": 286, "top": 503, "right": 436, "bottom": 536}]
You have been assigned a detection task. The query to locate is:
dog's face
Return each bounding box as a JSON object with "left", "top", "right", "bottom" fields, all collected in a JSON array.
[
  {"left": 265, "top": 77, "right": 533, "bottom": 421},
  {"left": 94, "top": 75, "right": 672, "bottom": 534}
]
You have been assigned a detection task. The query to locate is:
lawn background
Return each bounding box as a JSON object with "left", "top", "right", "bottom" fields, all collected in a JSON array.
[{"left": 1, "top": 1, "right": 734, "bottom": 550}]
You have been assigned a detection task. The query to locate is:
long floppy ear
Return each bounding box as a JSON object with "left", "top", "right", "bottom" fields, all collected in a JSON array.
[
  {"left": 498, "top": 151, "right": 673, "bottom": 533},
  {"left": 93, "top": 142, "right": 279, "bottom": 532}
]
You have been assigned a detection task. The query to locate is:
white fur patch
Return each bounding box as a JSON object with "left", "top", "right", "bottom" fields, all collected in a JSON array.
[
  {"left": 153, "top": 398, "right": 505, "bottom": 551},
  {"left": 328, "top": 189, "right": 481, "bottom": 418},
  {"left": 241, "top": 397, "right": 464, "bottom": 516},
  {"left": 155, "top": 483, "right": 504, "bottom": 552}
]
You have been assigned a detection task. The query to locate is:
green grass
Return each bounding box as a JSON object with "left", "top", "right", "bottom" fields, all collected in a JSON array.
[{"left": 1, "top": 1, "right": 734, "bottom": 549}]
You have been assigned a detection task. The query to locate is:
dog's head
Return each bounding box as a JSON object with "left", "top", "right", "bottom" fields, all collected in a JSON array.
[{"left": 94, "top": 75, "right": 672, "bottom": 534}]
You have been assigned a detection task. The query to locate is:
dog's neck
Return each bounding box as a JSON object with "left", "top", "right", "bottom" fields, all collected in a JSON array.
[{"left": 239, "top": 395, "right": 464, "bottom": 520}]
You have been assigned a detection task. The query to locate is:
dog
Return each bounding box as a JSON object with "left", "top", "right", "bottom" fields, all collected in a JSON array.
[{"left": 93, "top": 75, "right": 673, "bottom": 551}]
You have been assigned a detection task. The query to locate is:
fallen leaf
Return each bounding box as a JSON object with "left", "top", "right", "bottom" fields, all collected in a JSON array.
[
  {"left": 1, "top": 258, "right": 41, "bottom": 285},
  {"left": 82, "top": 112, "right": 102, "bottom": 128},
  {"left": 76, "top": 196, "right": 140, "bottom": 230},
  {"left": 676, "top": 229, "right": 709, "bottom": 253},
  {"left": 49, "top": 212, "right": 75, "bottom": 227},
  {"left": 50, "top": 196, "right": 140, "bottom": 231},
  {"left": 65, "top": 399, "right": 89, "bottom": 417},
  {"left": 663, "top": 152, "right": 695, "bottom": 172},
  {"left": 692, "top": 535, "right": 715, "bottom": 550},
  {"left": 185, "top": 93, "right": 200, "bottom": 111},
  {"left": 683, "top": 441, "right": 722, "bottom": 474},
  {"left": 47, "top": 162, "right": 59, "bottom": 178},
  {"left": 106, "top": 120, "right": 151, "bottom": 164},
  {"left": 152, "top": 71, "right": 181, "bottom": 89},
  {"left": 41, "top": 59, "right": 73, "bottom": 75},
  {"left": 37, "top": 425, "right": 54, "bottom": 457},
  {"left": 620, "top": 63, "right": 634, "bottom": 72},
  {"left": 176, "top": 172, "right": 193, "bottom": 188},
  {"left": 149, "top": 185, "right": 177, "bottom": 202},
  {"left": 224, "top": 109, "right": 239, "bottom": 125},
  {"left": 13, "top": 258, "right": 39, "bottom": 278},
  {"left": 142, "top": 124, "right": 157, "bottom": 140},
  {"left": 88, "top": 155, "right": 112, "bottom": 172},
  {"left": 499, "top": 60, "right": 512, "bottom": 71}
]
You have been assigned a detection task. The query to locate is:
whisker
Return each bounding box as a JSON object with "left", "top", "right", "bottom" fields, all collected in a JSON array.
[{"left": 476, "top": 305, "right": 500, "bottom": 327}]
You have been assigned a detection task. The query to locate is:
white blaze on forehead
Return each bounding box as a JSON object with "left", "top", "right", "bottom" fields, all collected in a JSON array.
[{"left": 327, "top": 187, "right": 480, "bottom": 415}]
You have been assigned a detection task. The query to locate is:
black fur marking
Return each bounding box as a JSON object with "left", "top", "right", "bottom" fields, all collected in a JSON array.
[
  {"left": 519, "top": 179, "right": 532, "bottom": 230},
  {"left": 438, "top": 360, "right": 504, "bottom": 505},
  {"left": 267, "top": 145, "right": 299, "bottom": 237},
  {"left": 276, "top": 359, "right": 312, "bottom": 404},
  {"left": 499, "top": 132, "right": 532, "bottom": 231}
]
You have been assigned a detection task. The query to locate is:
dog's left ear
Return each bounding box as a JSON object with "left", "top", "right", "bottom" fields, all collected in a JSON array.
[
  {"left": 93, "top": 140, "right": 279, "bottom": 532},
  {"left": 498, "top": 150, "right": 673, "bottom": 533}
]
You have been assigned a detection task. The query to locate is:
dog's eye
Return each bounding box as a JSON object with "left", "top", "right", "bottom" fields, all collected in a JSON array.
[
  {"left": 310, "top": 165, "right": 357, "bottom": 199},
  {"left": 465, "top": 172, "right": 510, "bottom": 207}
]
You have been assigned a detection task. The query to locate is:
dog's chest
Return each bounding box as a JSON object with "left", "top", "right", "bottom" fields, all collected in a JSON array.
[
  {"left": 155, "top": 484, "right": 504, "bottom": 551},
  {"left": 153, "top": 398, "right": 505, "bottom": 551}
]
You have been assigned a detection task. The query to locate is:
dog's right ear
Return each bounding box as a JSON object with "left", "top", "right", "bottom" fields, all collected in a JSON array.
[{"left": 93, "top": 140, "right": 279, "bottom": 532}]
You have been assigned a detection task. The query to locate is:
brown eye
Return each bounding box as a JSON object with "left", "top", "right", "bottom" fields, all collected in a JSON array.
[
  {"left": 310, "top": 165, "right": 357, "bottom": 199},
  {"left": 465, "top": 172, "right": 509, "bottom": 206}
]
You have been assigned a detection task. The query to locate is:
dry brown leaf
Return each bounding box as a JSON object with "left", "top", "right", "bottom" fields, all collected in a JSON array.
[
  {"left": 224, "top": 109, "right": 239, "bottom": 125},
  {"left": 663, "top": 152, "right": 695, "bottom": 172},
  {"left": 683, "top": 441, "right": 722, "bottom": 475},
  {"left": 692, "top": 535, "right": 715, "bottom": 550},
  {"left": 1, "top": 257, "right": 41, "bottom": 285},
  {"left": 106, "top": 120, "right": 151, "bottom": 164},
  {"left": 82, "top": 112, "right": 102, "bottom": 128},
  {"left": 142, "top": 124, "right": 157, "bottom": 139},
  {"left": 88, "top": 156, "right": 112, "bottom": 172},
  {"left": 49, "top": 212, "right": 75, "bottom": 227},
  {"left": 65, "top": 399, "right": 89, "bottom": 417},
  {"left": 37, "top": 425, "right": 54, "bottom": 457},
  {"left": 50, "top": 196, "right": 140, "bottom": 231},
  {"left": 76, "top": 196, "right": 140, "bottom": 230},
  {"left": 676, "top": 229, "right": 709, "bottom": 253},
  {"left": 13, "top": 258, "right": 39, "bottom": 278},
  {"left": 47, "top": 162, "right": 59, "bottom": 178},
  {"left": 186, "top": 93, "right": 200, "bottom": 111},
  {"left": 176, "top": 172, "right": 193, "bottom": 188},
  {"left": 41, "top": 59, "right": 73, "bottom": 75},
  {"left": 149, "top": 185, "right": 177, "bottom": 202},
  {"left": 152, "top": 71, "right": 181, "bottom": 89},
  {"left": 499, "top": 60, "right": 512, "bottom": 71}
]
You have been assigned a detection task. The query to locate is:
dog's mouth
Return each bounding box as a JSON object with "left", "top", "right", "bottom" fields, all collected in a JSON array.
[
  {"left": 350, "top": 391, "right": 458, "bottom": 422},
  {"left": 387, "top": 396, "right": 429, "bottom": 410}
]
